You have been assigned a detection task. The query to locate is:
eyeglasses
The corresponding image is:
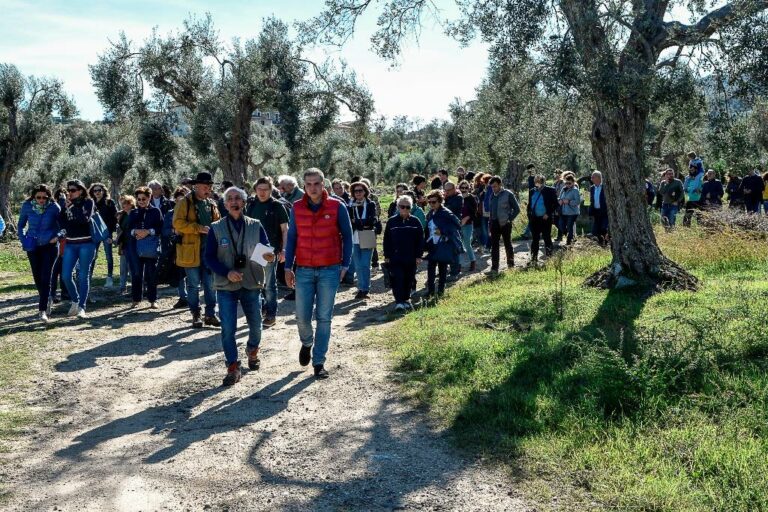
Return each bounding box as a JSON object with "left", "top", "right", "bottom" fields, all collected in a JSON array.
[
  {"left": 67, "top": 188, "right": 79, "bottom": 193},
  {"left": 34, "top": 195, "right": 49, "bottom": 200},
  {"left": 399, "top": 205, "right": 411, "bottom": 210}
]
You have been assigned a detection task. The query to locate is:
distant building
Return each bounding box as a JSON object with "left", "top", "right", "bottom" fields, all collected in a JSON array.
[{"left": 168, "top": 103, "right": 281, "bottom": 136}]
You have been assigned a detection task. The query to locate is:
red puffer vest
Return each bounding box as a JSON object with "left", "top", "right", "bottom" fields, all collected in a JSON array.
[{"left": 293, "top": 190, "right": 343, "bottom": 267}]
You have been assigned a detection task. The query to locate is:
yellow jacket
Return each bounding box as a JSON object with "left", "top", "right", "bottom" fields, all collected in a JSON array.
[{"left": 172, "top": 193, "right": 221, "bottom": 268}]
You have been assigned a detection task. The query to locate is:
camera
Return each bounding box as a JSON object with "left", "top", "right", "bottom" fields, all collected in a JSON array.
[{"left": 234, "top": 254, "right": 247, "bottom": 269}]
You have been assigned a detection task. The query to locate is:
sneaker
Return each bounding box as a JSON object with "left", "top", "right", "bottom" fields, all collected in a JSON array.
[
  {"left": 149, "top": 302, "right": 158, "bottom": 309},
  {"left": 204, "top": 315, "right": 221, "bottom": 327},
  {"left": 222, "top": 362, "right": 242, "bottom": 386},
  {"left": 104, "top": 276, "right": 114, "bottom": 289},
  {"left": 172, "top": 298, "right": 188, "bottom": 309},
  {"left": 247, "top": 348, "right": 260, "bottom": 371},
  {"left": 299, "top": 344, "right": 312, "bottom": 367},
  {"left": 354, "top": 291, "right": 369, "bottom": 300},
  {"left": 67, "top": 302, "right": 79, "bottom": 317},
  {"left": 262, "top": 316, "right": 276, "bottom": 328},
  {"left": 76, "top": 308, "right": 87, "bottom": 319},
  {"left": 284, "top": 291, "right": 296, "bottom": 301},
  {"left": 192, "top": 311, "right": 203, "bottom": 329},
  {"left": 46, "top": 298, "right": 53, "bottom": 317},
  {"left": 119, "top": 287, "right": 127, "bottom": 295},
  {"left": 313, "top": 364, "right": 329, "bottom": 379},
  {"left": 39, "top": 311, "right": 49, "bottom": 323}
]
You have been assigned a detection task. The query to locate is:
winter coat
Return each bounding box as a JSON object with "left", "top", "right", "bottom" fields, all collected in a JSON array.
[
  {"left": 172, "top": 193, "right": 221, "bottom": 268},
  {"left": 558, "top": 186, "right": 581, "bottom": 216},
  {"left": 18, "top": 200, "right": 61, "bottom": 249},
  {"left": 383, "top": 214, "right": 425, "bottom": 264}
]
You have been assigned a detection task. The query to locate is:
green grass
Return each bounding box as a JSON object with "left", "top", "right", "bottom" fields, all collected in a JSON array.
[{"left": 386, "top": 227, "right": 768, "bottom": 511}]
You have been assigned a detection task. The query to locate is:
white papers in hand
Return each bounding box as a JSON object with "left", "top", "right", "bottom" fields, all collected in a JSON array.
[{"left": 250, "top": 243, "right": 273, "bottom": 266}]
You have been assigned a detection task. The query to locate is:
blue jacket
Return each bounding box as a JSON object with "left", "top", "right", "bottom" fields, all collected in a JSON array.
[
  {"left": 684, "top": 170, "right": 705, "bottom": 202},
  {"left": 589, "top": 185, "right": 606, "bottom": 216},
  {"left": 425, "top": 206, "right": 462, "bottom": 257},
  {"left": 383, "top": 214, "right": 425, "bottom": 264},
  {"left": 18, "top": 200, "right": 61, "bottom": 249}
]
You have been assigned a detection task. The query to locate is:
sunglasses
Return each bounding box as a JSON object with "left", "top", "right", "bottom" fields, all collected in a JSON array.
[
  {"left": 399, "top": 205, "right": 411, "bottom": 210},
  {"left": 35, "top": 195, "right": 49, "bottom": 200},
  {"left": 92, "top": 188, "right": 103, "bottom": 193}
]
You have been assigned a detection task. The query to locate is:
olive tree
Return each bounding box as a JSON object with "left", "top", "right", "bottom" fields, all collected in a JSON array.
[{"left": 300, "top": 0, "right": 768, "bottom": 289}]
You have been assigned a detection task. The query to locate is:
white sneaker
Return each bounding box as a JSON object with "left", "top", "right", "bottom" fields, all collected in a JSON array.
[
  {"left": 40, "top": 311, "right": 49, "bottom": 323},
  {"left": 104, "top": 276, "right": 114, "bottom": 289},
  {"left": 76, "top": 308, "right": 87, "bottom": 319},
  {"left": 46, "top": 298, "right": 53, "bottom": 316},
  {"left": 67, "top": 302, "right": 79, "bottom": 317}
]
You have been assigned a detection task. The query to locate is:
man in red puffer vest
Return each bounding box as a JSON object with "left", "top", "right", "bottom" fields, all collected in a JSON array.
[{"left": 284, "top": 168, "right": 353, "bottom": 379}]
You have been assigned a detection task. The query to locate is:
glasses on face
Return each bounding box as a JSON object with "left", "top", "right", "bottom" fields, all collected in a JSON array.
[
  {"left": 399, "top": 205, "right": 411, "bottom": 210},
  {"left": 92, "top": 189, "right": 103, "bottom": 193},
  {"left": 137, "top": 196, "right": 149, "bottom": 202},
  {"left": 459, "top": 187, "right": 468, "bottom": 191},
  {"left": 35, "top": 195, "right": 49, "bottom": 201}
]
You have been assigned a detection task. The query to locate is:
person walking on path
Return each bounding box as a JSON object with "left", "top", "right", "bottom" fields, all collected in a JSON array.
[
  {"left": 659, "top": 169, "right": 685, "bottom": 228},
  {"left": 527, "top": 174, "right": 558, "bottom": 263},
  {"left": 443, "top": 181, "right": 464, "bottom": 279},
  {"left": 348, "top": 180, "right": 378, "bottom": 300},
  {"left": 173, "top": 171, "right": 222, "bottom": 328},
  {"left": 424, "top": 189, "right": 462, "bottom": 298},
  {"left": 18, "top": 184, "right": 61, "bottom": 322},
  {"left": 115, "top": 195, "right": 135, "bottom": 295},
  {"left": 88, "top": 183, "right": 118, "bottom": 289},
  {"left": 284, "top": 168, "right": 353, "bottom": 380},
  {"left": 458, "top": 180, "right": 477, "bottom": 271},
  {"left": 245, "top": 177, "right": 289, "bottom": 327},
  {"left": 701, "top": 170, "right": 724, "bottom": 209},
  {"left": 205, "top": 186, "right": 274, "bottom": 386},
  {"left": 557, "top": 175, "right": 580, "bottom": 245},
  {"left": 589, "top": 171, "right": 608, "bottom": 243},
  {"left": 487, "top": 176, "right": 521, "bottom": 273},
  {"left": 59, "top": 180, "right": 96, "bottom": 319},
  {"left": 127, "top": 187, "right": 164, "bottom": 308},
  {"left": 383, "top": 194, "right": 424, "bottom": 311},
  {"left": 740, "top": 169, "right": 765, "bottom": 214},
  {"left": 683, "top": 164, "right": 705, "bottom": 226}
]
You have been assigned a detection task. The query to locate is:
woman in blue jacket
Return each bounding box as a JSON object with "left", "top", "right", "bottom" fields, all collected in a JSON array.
[
  {"left": 127, "top": 186, "right": 164, "bottom": 308},
  {"left": 60, "top": 180, "right": 96, "bottom": 318},
  {"left": 18, "top": 184, "right": 61, "bottom": 321},
  {"left": 424, "top": 189, "right": 462, "bottom": 298}
]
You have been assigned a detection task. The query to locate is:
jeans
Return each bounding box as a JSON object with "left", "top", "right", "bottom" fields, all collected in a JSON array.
[
  {"left": 561, "top": 215, "right": 577, "bottom": 243},
  {"left": 27, "top": 243, "right": 57, "bottom": 311},
  {"left": 490, "top": 219, "right": 513, "bottom": 270},
  {"left": 683, "top": 201, "right": 701, "bottom": 226},
  {"left": 480, "top": 217, "right": 491, "bottom": 249},
  {"left": 262, "top": 261, "right": 277, "bottom": 317},
  {"left": 389, "top": 261, "right": 416, "bottom": 303},
  {"left": 119, "top": 253, "right": 131, "bottom": 290},
  {"left": 62, "top": 242, "right": 96, "bottom": 309},
  {"left": 352, "top": 244, "right": 373, "bottom": 292},
  {"left": 661, "top": 204, "right": 679, "bottom": 227},
  {"left": 763, "top": 201, "right": 768, "bottom": 215},
  {"left": 530, "top": 216, "right": 553, "bottom": 260},
  {"left": 177, "top": 272, "right": 188, "bottom": 300},
  {"left": 185, "top": 265, "right": 217, "bottom": 317},
  {"left": 295, "top": 265, "right": 341, "bottom": 366},
  {"left": 460, "top": 224, "right": 476, "bottom": 264},
  {"left": 427, "top": 260, "right": 448, "bottom": 296},
  {"left": 218, "top": 288, "right": 263, "bottom": 366},
  {"left": 90, "top": 239, "right": 114, "bottom": 278},
  {"left": 128, "top": 249, "right": 158, "bottom": 303}
]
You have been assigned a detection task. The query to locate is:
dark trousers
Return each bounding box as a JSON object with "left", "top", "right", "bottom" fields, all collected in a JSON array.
[
  {"left": 276, "top": 260, "right": 287, "bottom": 286},
  {"left": 389, "top": 261, "right": 417, "bottom": 303},
  {"left": 561, "top": 215, "right": 577, "bottom": 243},
  {"left": 683, "top": 200, "right": 701, "bottom": 226},
  {"left": 744, "top": 198, "right": 761, "bottom": 214},
  {"left": 490, "top": 219, "right": 513, "bottom": 270},
  {"left": 129, "top": 252, "right": 158, "bottom": 303},
  {"left": 530, "top": 216, "right": 553, "bottom": 260},
  {"left": 27, "top": 244, "right": 57, "bottom": 311},
  {"left": 591, "top": 209, "right": 609, "bottom": 239},
  {"left": 427, "top": 260, "right": 448, "bottom": 296}
]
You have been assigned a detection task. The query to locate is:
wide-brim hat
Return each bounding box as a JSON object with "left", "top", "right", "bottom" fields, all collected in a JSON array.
[{"left": 192, "top": 172, "right": 214, "bottom": 185}]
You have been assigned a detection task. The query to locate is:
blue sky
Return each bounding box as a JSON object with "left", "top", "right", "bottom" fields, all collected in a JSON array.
[{"left": 0, "top": 0, "right": 490, "bottom": 123}]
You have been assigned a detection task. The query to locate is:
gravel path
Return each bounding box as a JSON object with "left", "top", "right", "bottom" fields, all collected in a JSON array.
[{"left": 2, "top": 244, "right": 531, "bottom": 511}]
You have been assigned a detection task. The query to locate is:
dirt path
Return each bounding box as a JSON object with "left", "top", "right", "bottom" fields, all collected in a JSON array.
[{"left": 2, "top": 244, "right": 531, "bottom": 511}]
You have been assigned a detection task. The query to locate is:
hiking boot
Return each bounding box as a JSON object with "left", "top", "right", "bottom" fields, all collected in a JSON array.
[
  {"left": 262, "top": 316, "right": 276, "bottom": 328},
  {"left": 222, "top": 362, "right": 241, "bottom": 386},
  {"left": 192, "top": 310, "right": 203, "bottom": 329},
  {"left": 247, "top": 348, "right": 261, "bottom": 371},
  {"left": 313, "top": 365, "right": 329, "bottom": 379},
  {"left": 299, "top": 344, "right": 312, "bottom": 366},
  {"left": 67, "top": 302, "right": 79, "bottom": 317},
  {"left": 172, "top": 298, "right": 188, "bottom": 309},
  {"left": 284, "top": 291, "right": 296, "bottom": 301},
  {"left": 204, "top": 315, "right": 221, "bottom": 327},
  {"left": 104, "top": 276, "right": 114, "bottom": 289}
]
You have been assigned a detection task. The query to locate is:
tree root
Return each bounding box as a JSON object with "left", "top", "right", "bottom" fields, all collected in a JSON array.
[{"left": 584, "top": 258, "right": 699, "bottom": 293}]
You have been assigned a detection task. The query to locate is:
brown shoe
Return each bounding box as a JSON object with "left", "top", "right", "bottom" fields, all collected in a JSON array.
[
  {"left": 192, "top": 310, "right": 203, "bottom": 328},
  {"left": 222, "top": 362, "right": 241, "bottom": 386},
  {"left": 247, "top": 348, "right": 260, "bottom": 371},
  {"left": 262, "top": 316, "right": 276, "bottom": 328},
  {"left": 204, "top": 315, "right": 221, "bottom": 327}
]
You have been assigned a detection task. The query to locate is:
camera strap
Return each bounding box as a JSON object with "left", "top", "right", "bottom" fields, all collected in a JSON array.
[{"left": 225, "top": 217, "right": 245, "bottom": 259}]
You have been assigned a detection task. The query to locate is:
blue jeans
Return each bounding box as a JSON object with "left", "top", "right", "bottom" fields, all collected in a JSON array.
[
  {"left": 62, "top": 242, "right": 96, "bottom": 309},
  {"left": 352, "top": 245, "right": 373, "bottom": 292},
  {"left": 218, "top": 288, "right": 263, "bottom": 366},
  {"left": 460, "top": 224, "right": 476, "bottom": 264},
  {"left": 661, "top": 204, "right": 679, "bottom": 227},
  {"left": 90, "top": 239, "right": 114, "bottom": 278},
  {"left": 262, "top": 261, "right": 277, "bottom": 317},
  {"left": 480, "top": 217, "right": 491, "bottom": 248},
  {"left": 295, "top": 265, "right": 340, "bottom": 366},
  {"left": 177, "top": 273, "right": 188, "bottom": 300},
  {"left": 119, "top": 253, "right": 131, "bottom": 289},
  {"left": 763, "top": 201, "right": 768, "bottom": 215},
  {"left": 185, "top": 265, "right": 217, "bottom": 317}
]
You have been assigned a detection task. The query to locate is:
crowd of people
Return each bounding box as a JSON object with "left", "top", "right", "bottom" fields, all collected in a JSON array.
[{"left": 13, "top": 152, "right": 767, "bottom": 385}]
